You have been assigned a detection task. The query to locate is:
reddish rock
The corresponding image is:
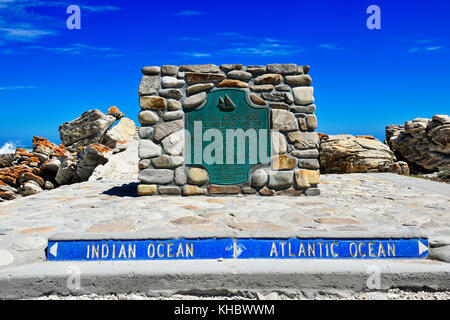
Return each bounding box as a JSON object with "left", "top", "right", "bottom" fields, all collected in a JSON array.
[
  {"left": 185, "top": 72, "right": 225, "bottom": 84},
  {"left": 107, "top": 106, "right": 125, "bottom": 119},
  {"left": 276, "top": 188, "right": 303, "bottom": 196},
  {"left": 250, "top": 94, "right": 266, "bottom": 106},
  {"left": 259, "top": 187, "right": 275, "bottom": 196},
  {"left": 208, "top": 185, "right": 240, "bottom": 194},
  {"left": 216, "top": 79, "right": 248, "bottom": 88},
  {"left": 32, "top": 136, "right": 66, "bottom": 157}
]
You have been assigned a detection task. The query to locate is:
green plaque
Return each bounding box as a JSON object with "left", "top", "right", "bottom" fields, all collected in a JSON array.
[{"left": 185, "top": 88, "right": 271, "bottom": 185}]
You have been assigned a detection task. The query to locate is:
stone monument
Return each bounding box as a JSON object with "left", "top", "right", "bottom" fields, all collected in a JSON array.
[{"left": 137, "top": 64, "right": 320, "bottom": 196}]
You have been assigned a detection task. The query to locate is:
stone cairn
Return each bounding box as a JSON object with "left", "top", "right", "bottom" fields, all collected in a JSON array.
[{"left": 137, "top": 63, "right": 321, "bottom": 196}]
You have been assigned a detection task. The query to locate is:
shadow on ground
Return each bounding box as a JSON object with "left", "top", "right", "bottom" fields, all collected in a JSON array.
[{"left": 102, "top": 182, "right": 139, "bottom": 198}]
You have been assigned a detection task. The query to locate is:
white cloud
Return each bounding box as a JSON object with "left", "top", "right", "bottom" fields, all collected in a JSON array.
[
  {"left": 426, "top": 46, "right": 443, "bottom": 51},
  {"left": 0, "top": 26, "right": 56, "bottom": 41},
  {"left": 27, "top": 43, "right": 122, "bottom": 56},
  {"left": 0, "top": 85, "right": 37, "bottom": 90},
  {"left": 174, "top": 10, "right": 202, "bottom": 16},
  {"left": 409, "top": 45, "right": 444, "bottom": 53},
  {"left": 318, "top": 43, "right": 343, "bottom": 50},
  {"left": 177, "top": 51, "right": 211, "bottom": 58},
  {"left": 216, "top": 32, "right": 252, "bottom": 39}
]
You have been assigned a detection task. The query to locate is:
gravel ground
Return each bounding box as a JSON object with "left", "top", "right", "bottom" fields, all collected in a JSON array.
[{"left": 25, "top": 289, "right": 450, "bottom": 300}]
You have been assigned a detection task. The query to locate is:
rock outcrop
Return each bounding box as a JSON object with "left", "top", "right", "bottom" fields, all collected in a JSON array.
[
  {"left": 319, "top": 134, "right": 409, "bottom": 174},
  {"left": 1, "top": 107, "right": 136, "bottom": 202},
  {"left": 0, "top": 137, "right": 68, "bottom": 201},
  {"left": 59, "top": 107, "right": 124, "bottom": 152},
  {"left": 386, "top": 115, "right": 450, "bottom": 172},
  {"left": 0, "top": 154, "right": 14, "bottom": 168}
]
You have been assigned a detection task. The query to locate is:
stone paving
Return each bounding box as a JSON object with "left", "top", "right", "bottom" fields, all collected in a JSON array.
[{"left": 0, "top": 173, "right": 449, "bottom": 269}]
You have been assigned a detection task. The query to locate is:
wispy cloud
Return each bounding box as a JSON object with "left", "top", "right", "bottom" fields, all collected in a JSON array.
[
  {"left": 79, "top": 5, "right": 121, "bottom": 12},
  {"left": 318, "top": 43, "right": 343, "bottom": 50},
  {"left": 176, "top": 51, "right": 211, "bottom": 58},
  {"left": 0, "top": 85, "right": 37, "bottom": 90},
  {"left": 409, "top": 45, "right": 444, "bottom": 53},
  {"left": 216, "top": 32, "right": 252, "bottom": 40},
  {"left": 0, "top": 26, "right": 56, "bottom": 42},
  {"left": 174, "top": 10, "right": 203, "bottom": 16},
  {"left": 28, "top": 43, "right": 123, "bottom": 57},
  {"left": 180, "top": 36, "right": 202, "bottom": 42},
  {"left": 426, "top": 46, "right": 443, "bottom": 51}
]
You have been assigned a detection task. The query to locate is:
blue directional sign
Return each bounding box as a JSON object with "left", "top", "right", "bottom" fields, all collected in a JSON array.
[{"left": 46, "top": 238, "right": 429, "bottom": 261}]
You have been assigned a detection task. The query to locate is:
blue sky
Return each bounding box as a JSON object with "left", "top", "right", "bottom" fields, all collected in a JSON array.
[{"left": 0, "top": 0, "right": 449, "bottom": 147}]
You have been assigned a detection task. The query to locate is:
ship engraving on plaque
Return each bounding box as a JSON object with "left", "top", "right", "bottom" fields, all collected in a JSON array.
[{"left": 185, "top": 88, "right": 271, "bottom": 185}]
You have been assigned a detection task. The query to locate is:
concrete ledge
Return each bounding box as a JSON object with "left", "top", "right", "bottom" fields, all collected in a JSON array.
[
  {"left": 48, "top": 230, "right": 428, "bottom": 241},
  {"left": 1, "top": 259, "right": 449, "bottom": 299}
]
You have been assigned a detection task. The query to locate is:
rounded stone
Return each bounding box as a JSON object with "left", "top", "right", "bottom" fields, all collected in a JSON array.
[
  {"left": 139, "top": 169, "right": 174, "bottom": 185},
  {"left": 272, "top": 155, "right": 297, "bottom": 171},
  {"left": 292, "top": 87, "right": 315, "bottom": 105},
  {"left": 271, "top": 109, "right": 299, "bottom": 132},
  {"left": 297, "top": 159, "right": 320, "bottom": 170},
  {"left": 161, "top": 65, "right": 179, "bottom": 76},
  {"left": 290, "top": 104, "right": 316, "bottom": 114},
  {"left": 0, "top": 250, "right": 14, "bottom": 267},
  {"left": 161, "top": 76, "right": 185, "bottom": 88},
  {"left": 220, "top": 64, "right": 244, "bottom": 72},
  {"left": 183, "top": 92, "right": 206, "bottom": 109},
  {"left": 250, "top": 94, "right": 266, "bottom": 106},
  {"left": 159, "top": 186, "right": 181, "bottom": 195},
  {"left": 285, "top": 75, "right": 313, "bottom": 86},
  {"left": 138, "top": 140, "right": 162, "bottom": 159},
  {"left": 267, "top": 64, "right": 298, "bottom": 75},
  {"left": 140, "top": 96, "right": 167, "bottom": 110},
  {"left": 250, "top": 85, "right": 275, "bottom": 92},
  {"left": 275, "top": 84, "right": 291, "bottom": 92},
  {"left": 151, "top": 155, "right": 184, "bottom": 169},
  {"left": 271, "top": 131, "right": 287, "bottom": 154},
  {"left": 162, "top": 129, "right": 184, "bottom": 156},
  {"left": 138, "top": 110, "right": 159, "bottom": 125},
  {"left": 251, "top": 168, "right": 268, "bottom": 188},
  {"left": 306, "top": 114, "right": 317, "bottom": 130},
  {"left": 10, "top": 236, "right": 47, "bottom": 252},
  {"left": 227, "top": 70, "right": 252, "bottom": 81},
  {"left": 182, "top": 185, "right": 207, "bottom": 196},
  {"left": 159, "top": 89, "right": 183, "bottom": 100},
  {"left": 216, "top": 79, "right": 249, "bottom": 88},
  {"left": 268, "top": 171, "right": 294, "bottom": 190},
  {"left": 187, "top": 83, "right": 214, "bottom": 96},
  {"left": 138, "top": 159, "right": 151, "bottom": 170},
  {"left": 138, "top": 127, "right": 154, "bottom": 139},
  {"left": 137, "top": 184, "right": 157, "bottom": 196},
  {"left": 254, "top": 74, "right": 282, "bottom": 85},
  {"left": 245, "top": 65, "right": 267, "bottom": 75},
  {"left": 168, "top": 99, "right": 182, "bottom": 111},
  {"left": 175, "top": 166, "right": 187, "bottom": 185},
  {"left": 163, "top": 110, "right": 184, "bottom": 121},
  {"left": 187, "top": 168, "right": 209, "bottom": 186},
  {"left": 142, "top": 66, "right": 160, "bottom": 75},
  {"left": 294, "top": 169, "right": 320, "bottom": 188}
]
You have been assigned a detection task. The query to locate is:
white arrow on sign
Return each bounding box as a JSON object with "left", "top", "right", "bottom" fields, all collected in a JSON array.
[
  {"left": 418, "top": 241, "right": 428, "bottom": 255},
  {"left": 49, "top": 243, "right": 58, "bottom": 257}
]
